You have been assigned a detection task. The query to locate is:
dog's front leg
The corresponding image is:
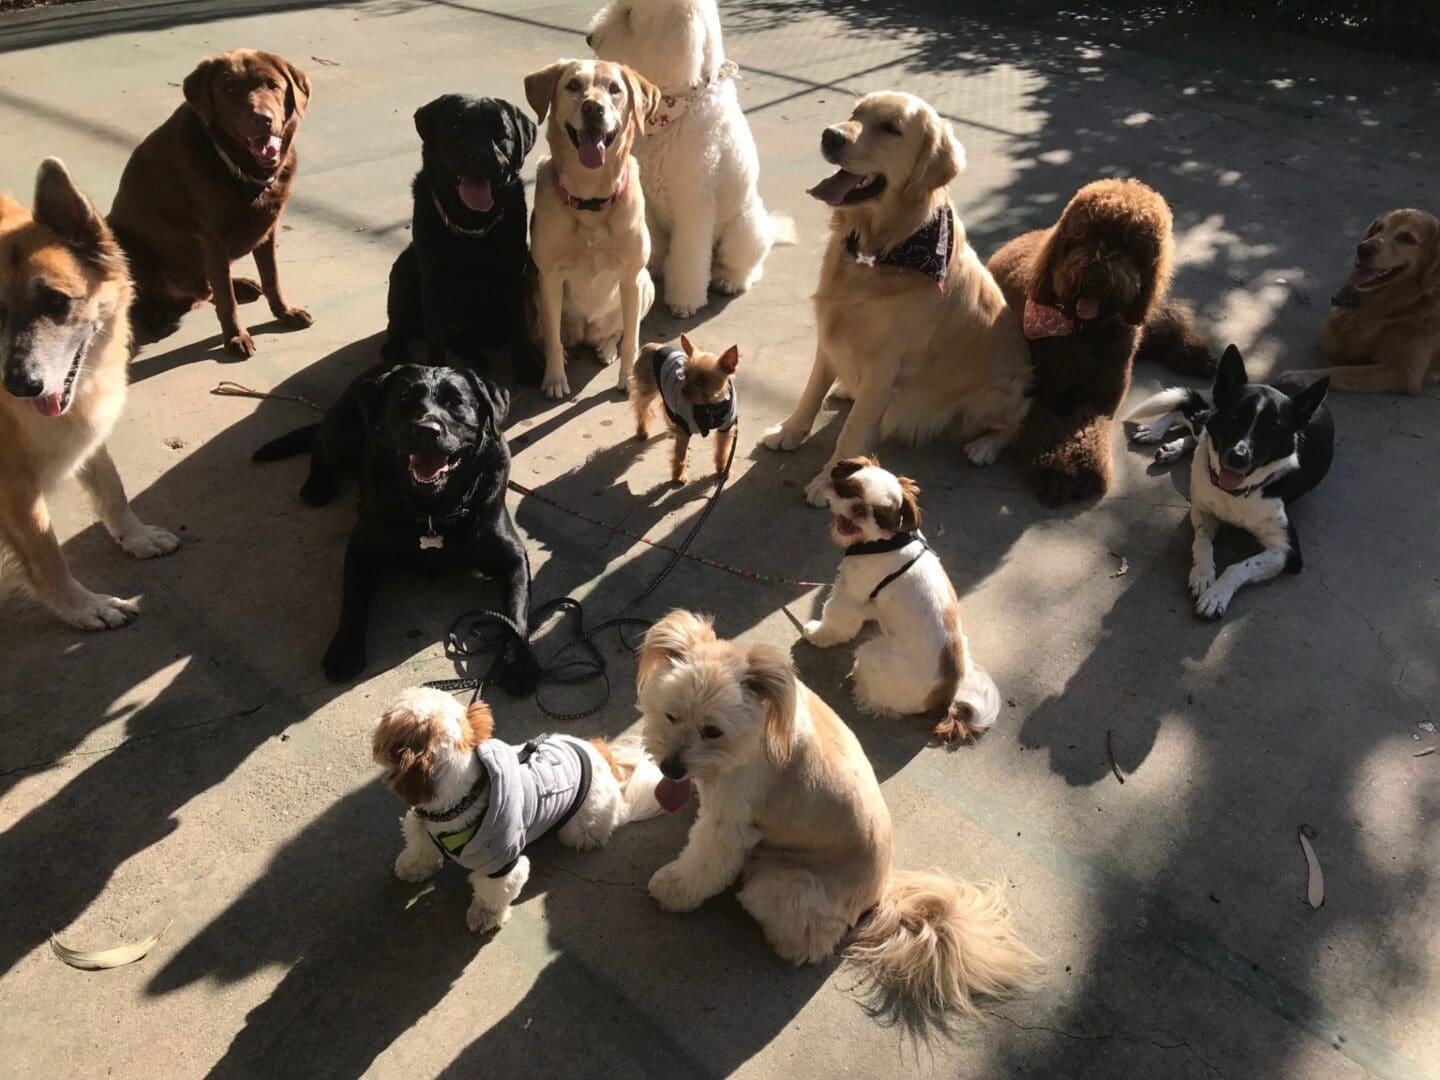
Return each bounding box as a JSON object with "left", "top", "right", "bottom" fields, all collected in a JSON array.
[
  {"left": 617, "top": 272, "right": 643, "bottom": 394},
  {"left": 1197, "top": 516, "right": 1293, "bottom": 619},
  {"left": 481, "top": 535, "right": 539, "bottom": 696},
  {"left": 77, "top": 446, "right": 179, "bottom": 560},
  {"left": 661, "top": 202, "right": 716, "bottom": 318},
  {"left": 467, "top": 855, "right": 530, "bottom": 933},
  {"left": 761, "top": 343, "right": 833, "bottom": 453},
  {"left": 536, "top": 267, "right": 569, "bottom": 399},
  {"left": 804, "top": 369, "right": 893, "bottom": 505},
  {"left": 803, "top": 588, "right": 867, "bottom": 647},
  {"left": 1188, "top": 505, "right": 1220, "bottom": 601},
  {"left": 202, "top": 238, "right": 253, "bottom": 357},
  {"left": 253, "top": 231, "right": 312, "bottom": 329},
  {"left": 323, "top": 531, "right": 378, "bottom": 682},
  {"left": 393, "top": 810, "right": 444, "bottom": 882},
  {"left": 649, "top": 811, "right": 756, "bottom": 913}
]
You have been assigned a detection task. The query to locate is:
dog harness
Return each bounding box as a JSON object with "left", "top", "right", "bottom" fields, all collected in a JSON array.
[
  {"left": 417, "top": 734, "right": 593, "bottom": 878},
  {"left": 845, "top": 205, "right": 953, "bottom": 289},
  {"left": 842, "top": 531, "right": 932, "bottom": 599},
  {"left": 652, "top": 345, "right": 738, "bottom": 438},
  {"left": 552, "top": 165, "right": 630, "bottom": 212},
  {"left": 647, "top": 60, "right": 740, "bottom": 136},
  {"left": 430, "top": 190, "right": 504, "bottom": 238}
]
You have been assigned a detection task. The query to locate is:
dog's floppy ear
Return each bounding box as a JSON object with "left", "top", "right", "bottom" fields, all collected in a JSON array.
[
  {"left": 464, "top": 700, "right": 495, "bottom": 745},
  {"left": 830, "top": 455, "right": 878, "bottom": 483},
  {"left": 896, "top": 476, "right": 922, "bottom": 532},
  {"left": 1212, "top": 344, "right": 1248, "bottom": 405},
  {"left": 1122, "top": 208, "right": 1174, "bottom": 327},
  {"left": 503, "top": 99, "right": 538, "bottom": 167},
  {"left": 524, "top": 61, "right": 570, "bottom": 124},
  {"left": 464, "top": 370, "right": 511, "bottom": 427},
  {"left": 906, "top": 111, "right": 964, "bottom": 200},
  {"left": 182, "top": 53, "right": 228, "bottom": 127},
  {"left": 414, "top": 95, "right": 452, "bottom": 143},
  {"left": 743, "top": 644, "right": 797, "bottom": 767},
  {"left": 1286, "top": 375, "right": 1330, "bottom": 428},
  {"left": 270, "top": 53, "right": 311, "bottom": 121},
  {"left": 622, "top": 65, "right": 662, "bottom": 139},
  {"left": 371, "top": 704, "right": 438, "bottom": 806},
  {"left": 355, "top": 365, "right": 401, "bottom": 428},
  {"left": 33, "top": 158, "right": 124, "bottom": 272},
  {"left": 637, "top": 610, "right": 715, "bottom": 689}
]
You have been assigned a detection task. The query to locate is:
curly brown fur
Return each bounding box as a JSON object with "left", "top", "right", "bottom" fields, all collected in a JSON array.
[{"left": 988, "top": 179, "right": 1213, "bottom": 505}]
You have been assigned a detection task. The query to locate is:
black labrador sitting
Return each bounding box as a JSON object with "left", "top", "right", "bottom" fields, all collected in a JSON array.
[
  {"left": 253, "top": 364, "right": 538, "bottom": 688},
  {"left": 383, "top": 94, "right": 540, "bottom": 382}
]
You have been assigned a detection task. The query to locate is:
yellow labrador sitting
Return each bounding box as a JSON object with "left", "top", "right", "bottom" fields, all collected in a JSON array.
[{"left": 525, "top": 59, "right": 658, "bottom": 400}]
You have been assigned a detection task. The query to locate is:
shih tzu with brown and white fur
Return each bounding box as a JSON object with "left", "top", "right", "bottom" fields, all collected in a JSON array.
[
  {"left": 372, "top": 687, "right": 662, "bottom": 932},
  {"left": 639, "top": 611, "right": 1037, "bottom": 1025},
  {"left": 803, "top": 456, "right": 1000, "bottom": 743}
]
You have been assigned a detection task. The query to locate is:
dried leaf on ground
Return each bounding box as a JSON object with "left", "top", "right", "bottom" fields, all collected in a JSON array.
[
  {"left": 50, "top": 921, "right": 172, "bottom": 970},
  {"left": 1108, "top": 551, "right": 1129, "bottom": 578},
  {"left": 1298, "top": 826, "right": 1324, "bottom": 910}
]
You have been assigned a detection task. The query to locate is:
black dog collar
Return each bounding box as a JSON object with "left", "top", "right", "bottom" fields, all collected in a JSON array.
[
  {"left": 206, "top": 128, "right": 278, "bottom": 189},
  {"left": 845, "top": 205, "right": 953, "bottom": 288},
  {"left": 431, "top": 191, "right": 503, "bottom": 238},
  {"left": 415, "top": 753, "right": 490, "bottom": 822},
  {"left": 553, "top": 165, "right": 630, "bottom": 212},
  {"left": 843, "top": 531, "right": 930, "bottom": 599}
]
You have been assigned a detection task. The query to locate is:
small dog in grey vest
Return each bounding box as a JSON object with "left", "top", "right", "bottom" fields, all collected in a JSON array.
[{"left": 629, "top": 333, "right": 739, "bottom": 483}]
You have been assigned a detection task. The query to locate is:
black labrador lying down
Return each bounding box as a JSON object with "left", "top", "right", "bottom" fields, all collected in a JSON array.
[
  {"left": 383, "top": 94, "right": 540, "bottom": 382},
  {"left": 253, "top": 363, "right": 538, "bottom": 689}
]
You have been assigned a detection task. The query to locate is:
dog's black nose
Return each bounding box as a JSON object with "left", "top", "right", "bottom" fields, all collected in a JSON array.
[
  {"left": 659, "top": 755, "right": 687, "bottom": 781},
  {"left": 585, "top": 31, "right": 594, "bottom": 47},
  {"left": 1223, "top": 445, "right": 1251, "bottom": 471},
  {"left": 1356, "top": 238, "right": 1380, "bottom": 261},
  {"left": 821, "top": 127, "right": 845, "bottom": 157},
  {"left": 580, "top": 99, "right": 604, "bottom": 123},
  {"left": 2, "top": 367, "right": 42, "bottom": 398}
]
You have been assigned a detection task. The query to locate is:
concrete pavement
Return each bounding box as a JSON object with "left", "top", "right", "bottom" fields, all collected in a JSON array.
[{"left": 1, "top": 1, "right": 1437, "bottom": 1077}]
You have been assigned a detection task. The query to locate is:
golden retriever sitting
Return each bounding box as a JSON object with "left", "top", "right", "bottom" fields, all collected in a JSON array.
[
  {"left": 524, "top": 59, "right": 658, "bottom": 400},
  {"left": 637, "top": 611, "right": 1036, "bottom": 1026},
  {"left": 987, "top": 179, "right": 1213, "bottom": 504},
  {"left": 761, "top": 92, "right": 1030, "bottom": 506},
  {"left": 1281, "top": 209, "right": 1440, "bottom": 395}
]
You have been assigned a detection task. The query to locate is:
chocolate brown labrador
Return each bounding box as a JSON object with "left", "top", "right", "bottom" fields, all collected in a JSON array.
[{"left": 108, "top": 49, "right": 313, "bottom": 356}]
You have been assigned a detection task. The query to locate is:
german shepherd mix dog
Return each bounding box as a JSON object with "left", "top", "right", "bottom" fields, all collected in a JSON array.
[
  {"left": 109, "top": 50, "right": 312, "bottom": 356},
  {"left": 383, "top": 95, "right": 539, "bottom": 378},
  {"left": 253, "top": 364, "right": 536, "bottom": 690},
  {"left": 1128, "top": 345, "right": 1333, "bottom": 619},
  {"left": 0, "top": 160, "right": 179, "bottom": 629}
]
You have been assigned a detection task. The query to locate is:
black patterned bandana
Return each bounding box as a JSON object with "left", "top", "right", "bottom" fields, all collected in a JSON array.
[{"left": 845, "top": 205, "right": 953, "bottom": 289}]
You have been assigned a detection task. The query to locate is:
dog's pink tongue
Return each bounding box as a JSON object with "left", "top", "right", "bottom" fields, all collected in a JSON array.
[
  {"left": 32, "top": 393, "right": 64, "bottom": 417},
  {"left": 250, "top": 134, "right": 282, "bottom": 166},
  {"left": 1216, "top": 467, "right": 1247, "bottom": 492},
  {"left": 1346, "top": 267, "right": 1388, "bottom": 288},
  {"left": 1023, "top": 298, "right": 1075, "bottom": 340},
  {"left": 458, "top": 179, "right": 493, "bottom": 212},
  {"left": 808, "top": 169, "right": 863, "bottom": 207},
  {"left": 577, "top": 131, "right": 607, "bottom": 169},
  {"left": 655, "top": 776, "right": 693, "bottom": 814},
  {"left": 1075, "top": 296, "right": 1100, "bottom": 321}
]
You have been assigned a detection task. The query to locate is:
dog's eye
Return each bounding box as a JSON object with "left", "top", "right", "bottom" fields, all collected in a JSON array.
[
  {"left": 608, "top": 82, "right": 621, "bottom": 96},
  {"left": 665, "top": 713, "right": 680, "bottom": 724},
  {"left": 881, "top": 120, "right": 903, "bottom": 135},
  {"left": 35, "top": 286, "right": 70, "bottom": 321},
  {"left": 701, "top": 725, "right": 723, "bottom": 740},
  {"left": 1397, "top": 232, "right": 1417, "bottom": 245},
  {"left": 566, "top": 78, "right": 583, "bottom": 93}
]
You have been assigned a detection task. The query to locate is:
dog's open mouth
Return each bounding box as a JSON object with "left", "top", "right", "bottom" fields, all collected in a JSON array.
[
  {"left": 456, "top": 176, "right": 494, "bottom": 212},
  {"left": 1346, "top": 265, "right": 1400, "bottom": 292},
  {"left": 247, "top": 133, "right": 283, "bottom": 169},
  {"left": 1213, "top": 465, "right": 1250, "bottom": 493},
  {"left": 833, "top": 514, "right": 862, "bottom": 539},
  {"left": 808, "top": 169, "right": 886, "bottom": 207},
  {"left": 29, "top": 349, "right": 85, "bottom": 418},
  {"left": 655, "top": 776, "right": 693, "bottom": 814},
  {"left": 407, "top": 451, "right": 455, "bottom": 486},
  {"left": 566, "top": 124, "right": 617, "bottom": 170}
]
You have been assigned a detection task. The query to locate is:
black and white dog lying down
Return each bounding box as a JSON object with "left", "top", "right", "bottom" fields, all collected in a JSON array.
[
  {"left": 1127, "top": 344, "right": 1334, "bottom": 619},
  {"left": 253, "top": 363, "right": 538, "bottom": 688}
]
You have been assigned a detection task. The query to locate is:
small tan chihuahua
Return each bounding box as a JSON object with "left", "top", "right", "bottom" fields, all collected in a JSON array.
[{"left": 629, "top": 334, "right": 739, "bottom": 484}]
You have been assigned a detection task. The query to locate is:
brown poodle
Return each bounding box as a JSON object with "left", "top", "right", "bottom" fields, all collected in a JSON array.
[{"left": 988, "top": 179, "right": 1213, "bottom": 505}]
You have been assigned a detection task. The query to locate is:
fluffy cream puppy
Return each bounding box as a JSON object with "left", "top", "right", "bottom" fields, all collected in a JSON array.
[
  {"left": 761, "top": 92, "right": 1030, "bottom": 506},
  {"left": 587, "top": 0, "right": 785, "bottom": 317},
  {"left": 637, "top": 611, "right": 1036, "bottom": 1024},
  {"left": 803, "top": 457, "right": 1000, "bottom": 743},
  {"left": 524, "top": 58, "right": 658, "bottom": 399},
  {"left": 373, "top": 687, "right": 661, "bottom": 932}
]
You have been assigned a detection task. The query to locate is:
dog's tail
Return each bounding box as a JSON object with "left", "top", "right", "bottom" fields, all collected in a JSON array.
[
  {"left": 590, "top": 737, "right": 664, "bottom": 824},
  {"left": 769, "top": 212, "right": 798, "bottom": 247},
  {"left": 1137, "top": 300, "right": 1216, "bottom": 377},
  {"left": 933, "top": 661, "right": 1001, "bottom": 745},
  {"left": 846, "top": 871, "right": 1039, "bottom": 1030},
  {"left": 252, "top": 424, "right": 320, "bottom": 463},
  {"left": 1124, "top": 386, "right": 1208, "bottom": 428}
]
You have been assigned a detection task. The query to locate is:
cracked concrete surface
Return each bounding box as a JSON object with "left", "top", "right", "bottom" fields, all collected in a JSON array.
[{"left": 1, "top": 0, "right": 1437, "bottom": 1077}]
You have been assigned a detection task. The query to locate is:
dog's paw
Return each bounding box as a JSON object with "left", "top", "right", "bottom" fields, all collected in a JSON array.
[
  {"left": 648, "top": 862, "right": 707, "bottom": 913},
  {"left": 322, "top": 635, "right": 366, "bottom": 683},
  {"left": 1131, "top": 420, "right": 1169, "bottom": 445},
  {"left": 118, "top": 523, "right": 180, "bottom": 560},
  {"left": 1194, "top": 582, "right": 1232, "bottom": 620},
  {"left": 232, "top": 278, "right": 263, "bottom": 303},
  {"left": 1187, "top": 562, "right": 1216, "bottom": 600},
  {"left": 498, "top": 647, "right": 541, "bottom": 698},
  {"left": 225, "top": 329, "right": 257, "bottom": 358},
  {"left": 804, "top": 471, "right": 832, "bottom": 507},
  {"left": 274, "top": 306, "right": 314, "bottom": 329},
  {"left": 802, "top": 619, "right": 838, "bottom": 647},
  {"left": 759, "top": 423, "right": 804, "bottom": 452},
  {"left": 541, "top": 371, "right": 571, "bottom": 400},
  {"left": 710, "top": 272, "right": 751, "bottom": 297},
  {"left": 299, "top": 470, "right": 339, "bottom": 507},
  {"left": 466, "top": 901, "right": 510, "bottom": 934},
  {"left": 964, "top": 432, "right": 1006, "bottom": 467},
  {"left": 394, "top": 847, "right": 442, "bottom": 883},
  {"left": 1155, "top": 438, "right": 1190, "bottom": 464},
  {"left": 63, "top": 591, "right": 139, "bottom": 631}
]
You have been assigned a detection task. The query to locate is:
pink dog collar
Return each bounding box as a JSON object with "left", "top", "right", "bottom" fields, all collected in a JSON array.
[{"left": 553, "top": 165, "right": 629, "bottom": 212}]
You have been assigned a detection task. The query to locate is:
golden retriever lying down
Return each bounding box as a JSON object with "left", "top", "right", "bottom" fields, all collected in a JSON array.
[
  {"left": 1281, "top": 209, "right": 1440, "bottom": 395},
  {"left": 761, "top": 92, "right": 1031, "bottom": 506}
]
